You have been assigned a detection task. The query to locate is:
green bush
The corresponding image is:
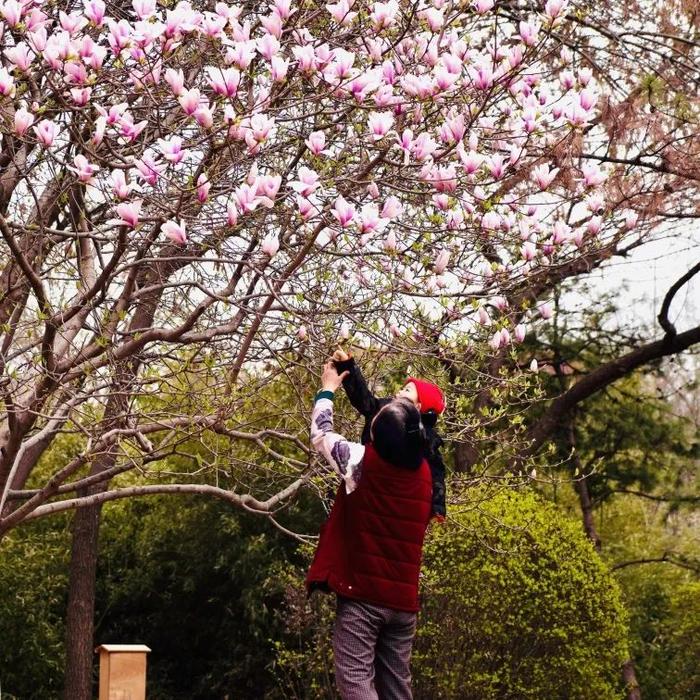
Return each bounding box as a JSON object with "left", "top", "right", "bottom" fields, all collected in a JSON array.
[
  {"left": 415, "top": 488, "right": 629, "bottom": 699},
  {"left": 0, "top": 516, "right": 71, "bottom": 699}
]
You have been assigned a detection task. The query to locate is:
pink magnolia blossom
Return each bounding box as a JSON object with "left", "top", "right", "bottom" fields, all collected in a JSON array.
[
  {"left": 579, "top": 88, "right": 597, "bottom": 111},
  {"left": 477, "top": 306, "right": 492, "bottom": 327},
  {"left": 432, "top": 194, "right": 450, "bottom": 211},
  {"left": 178, "top": 88, "right": 201, "bottom": 115},
  {"left": 434, "top": 250, "right": 450, "bottom": 274},
  {"left": 60, "top": 10, "right": 86, "bottom": 34},
  {"left": 332, "top": 195, "right": 355, "bottom": 227},
  {"left": 486, "top": 154, "right": 506, "bottom": 179},
  {"left": 440, "top": 113, "right": 465, "bottom": 144},
  {"left": 226, "top": 200, "right": 238, "bottom": 226},
  {"left": 209, "top": 68, "right": 241, "bottom": 97},
  {"left": 261, "top": 11, "right": 283, "bottom": 38},
  {"left": 473, "top": 0, "right": 494, "bottom": 13},
  {"left": 489, "top": 329, "right": 504, "bottom": 350},
  {"left": 482, "top": 211, "right": 501, "bottom": 230},
  {"left": 255, "top": 174, "right": 282, "bottom": 206},
  {"left": 273, "top": 0, "right": 294, "bottom": 20},
  {"left": 194, "top": 104, "right": 214, "bottom": 129},
  {"left": 107, "top": 18, "right": 132, "bottom": 52},
  {"left": 119, "top": 114, "right": 147, "bottom": 141},
  {"left": 97, "top": 102, "right": 128, "bottom": 125},
  {"left": 134, "top": 154, "right": 164, "bottom": 185},
  {"left": 270, "top": 56, "right": 289, "bottom": 81},
  {"left": 411, "top": 132, "right": 437, "bottom": 161},
  {"left": 159, "top": 136, "right": 185, "bottom": 164},
  {"left": 162, "top": 219, "right": 187, "bottom": 245},
  {"left": 581, "top": 162, "right": 607, "bottom": 187},
  {"left": 116, "top": 200, "right": 142, "bottom": 228},
  {"left": 434, "top": 65, "right": 458, "bottom": 92},
  {"left": 383, "top": 229, "right": 397, "bottom": 251},
  {"left": 305, "top": 131, "right": 327, "bottom": 155},
  {"left": 552, "top": 219, "right": 571, "bottom": 244},
  {"left": 5, "top": 43, "right": 32, "bottom": 71},
  {"left": 288, "top": 167, "right": 320, "bottom": 197},
  {"left": 519, "top": 19, "right": 539, "bottom": 45},
  {"left": 472, "top": 61, "right": 494, "bottom": 91},
  {"left": 544, "top": 0, "right": 568, "bottom": 21},
  {"left": 84, "top": 0, "right": 106, "bottom": 25},
  {"left": 458, "top": 147, "right": 483, "bottom": 175},
  {"left": 298, "top": 325, "right": 308, "bottom": 341},
  {"left": 370, "top": 1, "right": 398, "bottom": 30},
  {"left": 367, "top": 111, "right": 394, "bottom": 139},
  {"left": 165, "top": 68, "right": 185, "bottom": 95},
  {"left": 367, "top": 182, "right": 380, "bottom": 198},
  {"left": 578, "top": 67, "right": 593, "bottom": 86},
  {"left": 326, "top": 0, "right": 356, "bottom": 25},
  {"left": 297, "top": 195, "right": 320, "bottom": 220},
  {"left": 292, "top": 44, "right": 316, "bottom": 72},
  {"left": 33, "top": 119, "right": 57, "bottom": 147},
  {"left": 586, "top": 215, "right": 602, "bottom": 235},
  {"left": 421, "top": 7, "right": 443, "bottom": 31},
  {"left": 257, "top": 33, "right": 280, "bottom": 60},
  {"left": 261, "top": 236, "right": 280, "bottom": 258},
  {"left": 13, "top": 107, "right": 34, "bottom": 136},
  {"left": 70, "top": 87, "right": 92, "bottom": 106},
  {"left": 69, "top": 154, "right": 98, "bottom": 183},
  {"left": 586, "top": 193, "right": 605, "bottom": 213},
  {"left": 381, "top": 196, "right": 402, "bottom": 219},
  {"left": 234, "top": 183, "right": 260, "bottom": 213},
  {"left": 1, "top": 0, "right": 23, "bottom": 26},
  {"left": 196, "top": 173, "right": 211, "bottom": 203},
  {"left": 538, "top": 302, "right": 553, "bottom": 320},
  {"left": 520, "top": 241, "right": 537, "bottom": 262},
  {"left": 359, "top": 203, "right": 381, "bottom": 233},
  {"left": 531, "top": 163, "right": 559, "bottom": 189},
  {"left": 624, "top": 210, "right": 639, "bottom": 229},
  {"left": 559, "top": 71, "right": 575, "bottom": 90},
  {"left": 514, "top": 324, "right": 527, "bottom": 343},
  {"left": 132, "top": 0, "right": 156, "bottom": 19},
  {"left": 111, "top": 170, "right": 134, "bottom": 199}
]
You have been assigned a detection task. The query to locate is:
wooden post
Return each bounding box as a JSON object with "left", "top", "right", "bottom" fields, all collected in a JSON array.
[{"left": 95, "top": 644, "right": 151, "bottom": 700}]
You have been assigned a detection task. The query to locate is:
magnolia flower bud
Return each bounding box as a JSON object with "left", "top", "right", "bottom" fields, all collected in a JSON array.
[{"left": 261, "top": 236, "right": 280, "bottom": 258}]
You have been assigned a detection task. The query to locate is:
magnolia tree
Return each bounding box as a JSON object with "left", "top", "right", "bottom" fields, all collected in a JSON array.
[
  {"left": 0, "top": 0, "right": 627, "bottom": 529},
  {"left": 1, "top": 0, "right": 696, "bottom": 695}
]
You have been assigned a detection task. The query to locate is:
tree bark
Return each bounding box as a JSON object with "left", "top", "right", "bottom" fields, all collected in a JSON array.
[
  {"left": 565, "top": 422, "right": 601, "bottom": 551},
  {"left": 622, "top": 659, "right": 642, "bottom": 700},
  {"left": 63, "top": 492, "right": 104, "bottom": 700}
]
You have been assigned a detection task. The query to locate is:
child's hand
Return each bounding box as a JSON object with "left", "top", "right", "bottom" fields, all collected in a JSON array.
[
  {"left": 321, "top": 361, "right": 349, "bottom": 392},
  {"left": 332, "top": 347, "right": 350, "bottom": 362}
]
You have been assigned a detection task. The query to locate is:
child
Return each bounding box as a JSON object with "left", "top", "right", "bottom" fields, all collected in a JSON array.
[{"left": 332, "top": 349, "right": 447, "bottom": 521}]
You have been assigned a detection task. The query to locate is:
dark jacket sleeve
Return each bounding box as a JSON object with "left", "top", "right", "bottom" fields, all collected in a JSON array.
[
  {"left": 333, "top": 357, "right": 381, "bottom": 419},
  {"left": 424, "top": 420, "right": 447, "bottom": 519}
]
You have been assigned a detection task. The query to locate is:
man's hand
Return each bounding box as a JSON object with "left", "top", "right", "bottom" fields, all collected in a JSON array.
[
  {"left": 332, "top": 346, "right": 350, "bottom": 362},
  {"left": 321, "top": 361, "right": 349, "bottom": 392}
]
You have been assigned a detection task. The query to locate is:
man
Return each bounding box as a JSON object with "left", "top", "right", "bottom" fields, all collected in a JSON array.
[{"left": 307, "top": 361, "right": 433, "bottom": 699}]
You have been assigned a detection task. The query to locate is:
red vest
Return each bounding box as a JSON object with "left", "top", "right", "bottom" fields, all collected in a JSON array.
[{"left": 306, "top": 443, "right": 432, "bottom": 612}]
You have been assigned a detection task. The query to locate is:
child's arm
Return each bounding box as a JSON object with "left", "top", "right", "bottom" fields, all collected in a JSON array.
[
  {"left": 332, "top": 350, "right": 381, "bottom": 419},
  {"left": 310, "top": 363, "right": 365, "bottom": 493},
  {"left": 425, "top": 423, "right": 447, "bottom": 520}
]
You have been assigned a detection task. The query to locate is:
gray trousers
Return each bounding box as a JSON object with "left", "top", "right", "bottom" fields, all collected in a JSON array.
[{"left": 332, "top": 596, "right": 417, "bottom": 700}]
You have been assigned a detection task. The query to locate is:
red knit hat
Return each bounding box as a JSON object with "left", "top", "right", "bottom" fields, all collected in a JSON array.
[{"left": 404, "top": 377, "right": 445, "bottom": 414}]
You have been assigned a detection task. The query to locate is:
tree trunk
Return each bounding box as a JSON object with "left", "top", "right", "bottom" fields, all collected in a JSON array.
[
  {"left": 63, "top": 498, "right": 104, "bottom": 700},
  {"left": 573, "top": 474, "right": 601, "bottom": 551},
  {"left": 622, "top": 658, "right": 642, "bottom": 700},
  {"left": 566, "top": 422, "right": 601, "bottom": 551}
]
